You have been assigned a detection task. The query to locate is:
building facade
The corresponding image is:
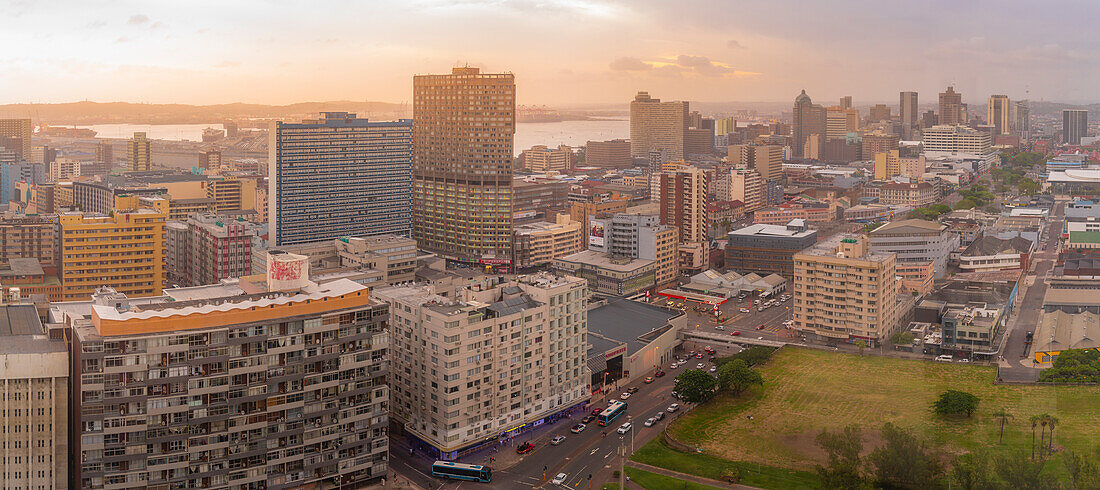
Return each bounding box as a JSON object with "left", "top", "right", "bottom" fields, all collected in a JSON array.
[
  {"left": 900, "top": 91, "right": 918, "bottom": 139},
  {"left": 587, "top": 213, "right": 679, "bottom": 290},
  {"left": 792, "top": 90, "right": 825, "bottom": 159},
  {"left": 185, "top": 213, "right": 254, "bottom": 287},
  {"left": 1064, "top": 109, "right": 1088, "bottom": 145},
  {"left": 938, "top": 86, "right": 962, "bottom": 125},
  {"left": 0, "top": 215, "right": 58, "bottom": 270},
  {"left": 0, "top": 119, "right": 32, "bottom": 159},
  {"left": 630, "top": 92, "right": 688, "bottom": 162},
  {"left": 413, "top": 68, "right": 515, "bottom": 268},
  {"left": 659, "top": 167, "right": 708, "bottom": 243},
  {"left": 521, "top": 145, "right": 574, "bottom": 172},
  {"left": 333, "top": 234, "right": 418, "bottom": 285},
  {"left": 127, "top": 132, "right": 151, "bottom": 172},
  {"left": 868, "top": 219, "right": 959, "bottom": 278},
  {"left": 880, "top": 181, "right": 936, "bottom": 207},
  {"left": 987, "top": 95, "right": 1011, "bottom": 136},
  {"left": 513, "top": 214, "right": 585, "bottom": 270},
  {"left": 270, "top": 112, "right": 413, "bottom": 246},
  {"left": 725, "top": 221, "right": 818, "bottom": 278},
  {"left": 584, "top": 139, "right": 632, "bottom": 169}
]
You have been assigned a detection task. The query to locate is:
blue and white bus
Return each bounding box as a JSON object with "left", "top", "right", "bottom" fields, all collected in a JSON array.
[
  {"left": 598, "top": 400, "right": 628, "bottom": 426},
  {"left": 431, "top": 461, "right": 492, "bottom": 482}
]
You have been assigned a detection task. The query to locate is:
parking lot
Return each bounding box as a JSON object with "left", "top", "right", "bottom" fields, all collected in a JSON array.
[{"left": 649, "top": 289, "right": 797, "bottom": 340}]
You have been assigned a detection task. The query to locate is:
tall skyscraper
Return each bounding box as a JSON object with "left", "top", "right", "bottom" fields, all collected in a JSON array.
[
  {"left": 659, "top": 167, "right": 709, "bottom": 243},
  {"left": 900, "top": 91, "right": 918, "bottom": 139},
  {"left": 270, "top": 112, "right": 413, "bottom": 246},
  {"left": 792, "top": 90, "right": 825, "bottom": 159},
  {"left": 1014, "top": 100, "right": 1031, "bottom": 142},
  {"left": 0, "top": 118, "right": 32, "bottom": 158},
  {"left": 825, "top": 106, "right": 857, "bottom": 140},
  {"left": 839, "top": 96, "right": 853, "bottom": 110},
  {"left": 630, "top": 91, "right": 689, "bottom": 161},
  {"left": 413, "top": 67, "right": 515, "bottom": 269},
  {"left": 1064, "top": 109, "right": 1088, "bottom": 145},
  {"left": 938, "top": 86, "right": 963, "bottom": 125},
  {"left": 987, "top": 95, "right": 1011, "bottom": 135},
  {"left": 729, "top": 144, "right": 784, "bottom": 182},
  {"left": 127, "top": 131, "right": 151, "bottom": 172}
]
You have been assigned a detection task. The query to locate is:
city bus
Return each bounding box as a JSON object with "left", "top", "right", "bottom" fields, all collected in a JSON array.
[
  {"left": 431, "top": 461, "right": 492, "bottom": 483},
  {"left": 598, "top": 400, "right": 628, "bottom": 426}
]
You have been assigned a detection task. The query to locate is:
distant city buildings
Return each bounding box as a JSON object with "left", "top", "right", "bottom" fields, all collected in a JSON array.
[
  {"left": 630, "top": 91, "right": 689, "bottom": 162},
  {"left": 938, "top": 86, "right": 963, "bottom": 125},
  {"left": 127, "top": 131, "right": 151, "bottom": 172},
  {"left": 1063, "top": 109, "right": 1088, "bottom": 145},
  {"left": 513, "top": 213, "right": 585, "bottom": 270},
  {"left": 584, "top": 139, "right": 632, "bottom": 169},
  {"left": 0, "top": 118, "right": 32, "bottom": 158},
  {"left": 522, "top": 144, "right": 574, "bottom": 172},
  {"left": 270, "top": 112, "right": 413, "bottom": 246},
  {"left": 792, "top": 90, "right": 825, "bottom": 159},
  {"left": 987, "top": 94, "right": 1011, "bottom": 136},
  {"left": 899, "top": 91, "right": 918, "bottom": 139},
  {"left": 413, "top": 67, "right": 515, "bottom": 269},
  {"left": 659, "top": 167, "right": 709, "bottom": 243}
]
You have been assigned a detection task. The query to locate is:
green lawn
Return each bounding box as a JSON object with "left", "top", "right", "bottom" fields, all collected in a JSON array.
[
  {"left": 624, "top": 467, "right": 723, "bottom": 489},
  {"left": 631, "top": 438, "right": 819, "bottom": 489},
  {"left": 668, "top": 347, "right": 1100, "bottom": 471}
]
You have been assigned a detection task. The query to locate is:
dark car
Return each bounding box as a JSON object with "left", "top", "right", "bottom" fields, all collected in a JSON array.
[
  {"left": 582, "top": 415, "right": 596, "bottom": 424},
  {"left": 591, "top": 407, "right": 603, "bottom": 415},
  {"left": 627, "top": 387, "right": 639, "bottom": 394},
  {"left": 654, "top": 370, "right": 666, "bottom": 378},
  {"left": 516, "top": 442, "right": 535, "bottom": 454}
]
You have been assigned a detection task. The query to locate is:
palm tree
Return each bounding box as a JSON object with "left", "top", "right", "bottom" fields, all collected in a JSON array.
[
  {"left": 1039, "top": 415, "right": 1050, "bottom": 459},
  {"left": 1029, "top": 415, "right": 1040, "bottom": 459},
  {"left": 1047, "top": 415, "right": 1059, "bottom": 455},
  {"left": 992, "top": 408, "right": 1013, "bottom": 444}
]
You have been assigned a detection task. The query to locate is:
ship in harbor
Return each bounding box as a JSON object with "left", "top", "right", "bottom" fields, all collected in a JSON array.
[{"left": 37, "top": 124, "right": 97, "bottom": 138}]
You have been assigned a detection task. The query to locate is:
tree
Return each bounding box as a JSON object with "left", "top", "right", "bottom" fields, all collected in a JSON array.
[
  {"left": 992, "top": 451, "right": 1048, "bottom": 489},
  {"left": 955, "top": 198, "right": 978, "bottom": 210},
  {"left": 1030, "top": 415, "right": 1040, "bottom": 460},
  {"left": 867, "top": 423, "right": 943, "bottom": 489},
  {"left": 674, "top": 369, "right": 717, "bottom": 404},
  {"left": 1063, "top": 449, "right": 1100, "bottom": 490},
  {"left": 855, "top": 340, "right": 866, "bottom": 356},
  {"left": 1039, "top": 348, "right": 1100, "bottom": 383},
  {"left": 932, "top": 390, "right": 980, "bottom": 417},
  {"left": 1040, "top": 415, "right": 1049, "bottom": 458},
  {"left": 889, "top": 331, "right": 915, "bottom": 346},
  {"left": 1018, "top": 177, "right": 1040, "bottom": 196},
  {"left": 950, "top": 450, "right": 991, "bottom": 490},
  {"left": 992, "top": 408, "right": 1014, "bottom": 444},
  {"left": 714, "top": 346, "right": 776, "bottom": 368},
  {"left": 1047, "top": 415, "right": 1059, "bottom": 455},
  {"left": 715, "top": 359, "right": 763, "bottom": 395},
  {"left": 815, "top": 425, "right": 865, "bottom": 490}
]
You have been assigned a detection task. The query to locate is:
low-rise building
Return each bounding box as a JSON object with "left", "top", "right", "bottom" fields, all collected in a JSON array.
[
  {"left": 959, "top": 235, "right": 1033, "bottom": 272},
  {"left": 940, "top": 303, "right": 1003, "bottom": 355},
  {"left": 869, "top": 219, "right": 959, "bottom": 278},
  {"left": 334, "top": 234, "right": 418, "bottom": 284},
  {"left": 880, "top": 181, "right": 936, "bottom": 207},
  {"left": 513, "top": 213, "right": 585, "bottom": 270},
  {"left": 844, "top": 204, "right": 899, "bottom": 223},
  {"left": 753, "top": 201, "right": 832, "bottom": 225},
  {"left": 1032, "top": 309, "right": 1100, "bottom": 364},
  {"left": 521, "top": 144, "right": 574, "bottom": 172},
  {"left": 896, "top": 261, "right": 935, "bottom": 296},
  {"left": 0, "top": 257, "right": 62, "bottom": 301},
  {"left": 725, "top": 220, "right": 818, "bottom": 278},
  {"left": 552, "top": 251, "right": 656, "bottom": 297}
]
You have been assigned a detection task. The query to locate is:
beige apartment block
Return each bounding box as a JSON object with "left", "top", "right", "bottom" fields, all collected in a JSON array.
[{"left": 630, "top": 92, "right": 688, "bottom": 161}]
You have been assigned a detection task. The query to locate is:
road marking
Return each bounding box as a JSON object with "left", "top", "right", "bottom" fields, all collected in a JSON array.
[
  {"left": 513, "top": 481, "right": 536, "bottom": 486},
  {"left": 589, "top": 448, "right": 598, "bottom": 455}
]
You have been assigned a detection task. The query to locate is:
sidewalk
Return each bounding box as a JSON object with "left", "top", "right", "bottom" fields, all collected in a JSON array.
[{"left": 626, "top": 460, "right": 759, "bottom": 489}]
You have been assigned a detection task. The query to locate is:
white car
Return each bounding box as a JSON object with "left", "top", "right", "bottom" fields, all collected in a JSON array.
[
  {"left": 616, "top": 422, "right": 632, "bottom": 434},
  {"left": 715, "top": 325, "right": 724, "bottom": 330},
  {"left": 552, "top": 472, "right": 567, "bottom": 484},
  {"left": 957, "top": 358, "right": 970, "bottom": 363},
  {"left": 667, "top": 403, "right": 680, "bottom": 413},
  {"left": 696, "top": 363, "right": 704, "bottom": 369},
  {"left": 739, "top": 308, "right": 750, "bottom": 313},
  {"left": 644, "top": 417, "right": 656, "bottom": 427},
  {"left": 709, "top": 366, "right": 717, "bottom": 373},
  {"left": 620, "top": 392, "right": 631, "bottom": 400},
  {"left": 551, "top": 435, "right": 566, "bottom": 445}
]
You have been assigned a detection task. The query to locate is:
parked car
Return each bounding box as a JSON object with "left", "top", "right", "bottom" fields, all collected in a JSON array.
[
  {"left": 732, "top": 331, "right": 741, "bottom": 336},
  {"left": 571, "top": 424, "right": 586, "bottom": 433},
  {"left": 654, "top": 412, "right": 665, "bottom": 421},
  {"left": 551, "top": 435, "right": 566, "bottom": 445},
  {"left": 644, "top": 417, "right": 656, "bottom": 427},
  {"left": 935, "top": 355, "right": 954, "bottom": 362},
  {"left": 628, "top": 387, "right": 639, "bottom": 394},
  {"left": 696, "top": 363, "right": 704, "bottom": 369},
  {"left": 715, "top": 325, "right": 724, "bottom": 330},
  {"left": 709, "top": 366, "right": 717, "bottom": 373},
  {"left": 644, "top": 376, "right": 654, "bottom": 384},
  {"left": 582, "top": 415, "right": 596, "bottom": 424},
  {"left": 552, "top": 473, "right": 568, "bottom": 485},
  {"left": 654, "top": 370, "right": 666, "bottom": 377},
  {"left": 756, "top": 325, "right": 765, "bottom": 330},
  {"left": 667, "top": 403, "right": 680, "bottom": 413},
  {"left": 739, "top": 308, "right": 750, "bottom": 313},
  {"left": 617, "top": 422, "right": 632, "bottom": 434},
  {"left": 620, "top": 392, "right": 631, "bottom": 400},
  {"left": 517, "top": 442, "right": 535, "bottom": 454},
  {"left": 957, "top": 358, "right": 970, "bottom": 363}
]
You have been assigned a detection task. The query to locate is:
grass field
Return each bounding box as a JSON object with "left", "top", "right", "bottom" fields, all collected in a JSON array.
[
  {"left": 668, "top": 347, "right": 1100, "bottom": 471},
  {"left": 631, "top": 438, "right": 819, "bottom": 489},
  {"left": 623, "top": 467, "right": 723, "bottom": 489}
]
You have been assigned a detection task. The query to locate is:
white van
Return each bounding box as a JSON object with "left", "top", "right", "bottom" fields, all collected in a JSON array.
[{"left": 934, "top": 355, "right": 953, "bottom": 362}]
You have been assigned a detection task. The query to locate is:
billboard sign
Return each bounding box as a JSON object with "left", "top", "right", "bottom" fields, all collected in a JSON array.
[{"left": 589, "top": 219, "right": 606, "bottom": 248}]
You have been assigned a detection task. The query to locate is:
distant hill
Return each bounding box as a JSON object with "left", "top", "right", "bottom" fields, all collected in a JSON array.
[{"left": 0, "top": 100, "right": 411, "bottom": 125}]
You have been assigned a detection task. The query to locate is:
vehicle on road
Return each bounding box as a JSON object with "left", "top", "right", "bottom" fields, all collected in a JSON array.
[
  {"left": 598, "top": 401, "right": 628, "bottom": 426},
  {"left": 935, "top": 355, "right": 954, "bottom": 362},
  {"left": 582, "top": 415, "right": 596, "bottom": 424},
  {"left": 591, "top": 407, "right": 603, "bottom": 415},
  {"left": 616, "top": 422, "right": 632, "bottom": 434},
  {"left": 715, "top": 325, "right": 724, "bottom": 330},
  {"left": 957, "top": 358, "right": 970, "bottom": 363},
  {"left": 756, "top": 325, "right": 765, "bottom": 330},
  {"left": 644, "top": 417, "right": 656, "bottom": 427},
  {"left": 654, "top": 412, "right": 665, "bottom": 421},
  {"left": 709, "top": 366, "right": 717, "bottom": 372},
  {"left": 758, "top": 307, "right": 765, "bottom": 311},
  {"left": 552, "top": 472, "right": 568, "bottom": 484},
  {"left": 696, "top": 363, "right": 704, "bottom": 369},
  {"left": 667, "top": 403, "right": 680, "bottom": 413},
  {"left": 739, "top": 308, "right": 750, "bottom": 313},
  {"left": 571, "top": 424, "right": 586, "bottom": 433},
  {"left": 644, "top": 376, "right": 654, "bottom": 383},
  {"left": 628, "top": 387, "right": 639, "bottom": 394},
  {"left": 551, "top": 435, "right": 566, "bottom": 445},
  {"left": 516, "top": 442, "right": 535, "bottom": 454},
  {"left": 655, "top": 370, "right": 666, "bottom": 377},
  {"left": 431, "top": 461, "right": 492, "bottom": 483},
  {"left": 732, "top": 331, "right": 741, "bottom": 336},
  {"left": 620, "top": 392, "right": 631, "bottom": 400}
]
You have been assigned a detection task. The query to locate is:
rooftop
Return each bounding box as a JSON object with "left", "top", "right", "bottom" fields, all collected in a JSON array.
[
  {"left": 0, "top": 305, "right": 64, "bottom": 355},
  {"left": 0, "top": 257, "right": 45, "bottom": 277},
  {"left": 961, "top": 235, "right": 1033, "bottom": 257},
  {"left": 1033, "top": 310, "right": 1100, "bottom": 355},
  {"left": 870, "top": 219, "right": 946, "bottom": 235},
  {"left": 555, "top": 250, "right": 655, "bottom": 272},
  {"left": 587, "top": 298, "right": 679, "bottom": 355},
  {"left": 728, "top": 222, "right": 817, "bottom": 239}
]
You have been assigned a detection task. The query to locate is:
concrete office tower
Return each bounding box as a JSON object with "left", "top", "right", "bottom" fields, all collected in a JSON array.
[
  {"left": 792, "top": 90, "right": 825, "bottom": 158},
  {"left": 0, "top": 119, "right": 32, "bottom": 158},
  {"left": 0, "top": 305, "right": 68, "bottom": 490},
  {"left": 825, "top": 106, "right": 858, "bottom": 140},
  {"left": 56, "top": 270, "right": 391, "bottom": 489},
  {"left": 522, "top": 144, "right": 574, "bottom": 172},
  {"left": 839, "top": 96, "right": 853, "bottom": 110},
  {"left": 868, "top": 104, "right": 891, "bottom": 122},
  {"left": 730, "top": 168, "right": 764, "bottom": 212},
  {"left": 1014, "top": 100, "right": 1031, "bottom": 142},
  {"left": 271, "top": 112, "right": 413, "bottom": 246},
  {"left": 987, "top": 95, "right": 1011, "bottom": 135},
  {"left": 630, "top": 91, "right": 689, "bottom": 161},
  {"left": 413, "top": 67, "right": 515, "bottom": 268},
  {"left": 375, "top": 273, "right": 589, "bottom": 460},
  {"left": 922, "top": 124, "right": 992, "bottom": 154},
  {"left": 1064, "top": 109, "right": 1088, "bottom": 145},
  {"left": 659, "top": 167, "right": 709, "bottom": 243},
  {"left": 200, "top": 149, "right": 222, "bottom": 169},
  {"left": 127, "top": 132, "right": 151, "bottom": 172},
  {"left": 874, "top": 150, "right": 926, "bottom": 180},
  {"left": 584, "top": 139, "right": 632, "bottom": 169},
  {"left": 938, "top": 86, "right": 963, "bottom": 125},
  {"left": 729, "top": 144, "right": 783, "bottom": 182},
  {"left": 861, "top": 132, "right": 901, "bottom": 160},
  {"left": 900, "top": 91, "right": 918, "bottom": 139},
  {"left": 793, "top": 234, "right": 899, "bottom": 346},
  {"left": 59, "top": 195, "right": 167, "bottom": 300},
  {"left": 869, "top": 219, "right": 959, "bottom": 278}
]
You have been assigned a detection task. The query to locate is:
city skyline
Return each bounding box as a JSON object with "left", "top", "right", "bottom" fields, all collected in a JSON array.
[{"left": 3, "top": 1, "right": 1100, "bottom": 105}]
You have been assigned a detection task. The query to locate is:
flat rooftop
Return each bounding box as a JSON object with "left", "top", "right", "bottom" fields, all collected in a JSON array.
[
  {"left": 587, "top": 298, "right": 679, "bottom": 355},
  {"left": 556, "top": 250, "right": 654, "bottom": 272},
  {"left": 728, "top": 222, "right": 816, "bottom": 239}
]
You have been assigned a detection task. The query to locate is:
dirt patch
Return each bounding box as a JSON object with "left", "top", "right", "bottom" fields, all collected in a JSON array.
[{"left": 776, "top": 429, "right": 886, "bottom": 468}]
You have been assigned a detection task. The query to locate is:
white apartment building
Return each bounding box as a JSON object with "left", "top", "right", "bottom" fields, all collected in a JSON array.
[
  {"left": 375, "top": 273, "right": 590, "bottom": 459},
  {"left": 868, "top": 219, "right": 960, "bottom": 278}
]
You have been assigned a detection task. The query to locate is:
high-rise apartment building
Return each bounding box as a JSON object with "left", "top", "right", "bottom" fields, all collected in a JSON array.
[
  {"left": 659, "top": 167, "right": 709, "bottom": 243},
  {"left": 1064, "top": 109, "right": 1088, "bottom": 145},
  {"left": 900, "top": 91, "right": 918, "bottom": 139},
  {"left": 271, "top": 112, "right": 413, "bottom": 246},
  {"left": 413, "top": 67, "right": 515, "bottom": 268},
  {"left": 513, "top": 213, "right": 585, "bottom": 270},
  {"left": 938, "top": 86, "right": 963, "bottom": 125},
  {"left": 56, "top": 264, "right": 391, "bottom": 489},
  {"left": 730, "top": 168, "right": 765, "bottom": 212},
  {"left": 58, "top": 195, "right": 167, "bottom": 300},
  {"left": 868, "top": 104, "right": 891, "bottom": 123},
  {"left": 729, "top": 144, "right": 783, "bottom": 182},
  {"left": 521, "top": 144, "right": 574, "bottom": 172},
  {"left": 183, "top": 213, "right": 254, "bottom": 286},
  {"left": 874, "top": 150, "right": 926, "bottom": 180},
  {"left": 793, "top": 234, "right": 899, "bottom": 346},
  {"left": 127, "top": 132, "right": 151, "bottom": 172},
  {"left": 200, "top": 149, "right": 222, "bottom": 169},
  {"left": 0, "top": 119, "right": 32, "bottom": 158},
  {"left": 585, "top": 213, "right": 679, "bottom": 289},
  {"left": 861, "top": 131, "right": 900, "bottom": 160},
  {"left": 839, "top": 96, "right": 853, "bottom": 110},
  {"left": 584, "top": 139, "right": 632, "bottom": 169},
  {"left": 376, "top": 273, "right": 589, "bottom": 460},
  {"left": 95, "top": 142, "right": 113, "bottom": 167},
  {"left": 987, "top": 95, "right": 1011, "bottom": 136},
  {"left": 0, "top": 215, "right": 58, "bottom": 269},
  {"left": 1014, "top": 100, "right": 1031, "bottom": 142},
  {"left": 792, "top": 90, "right": 825, "bottom": 158},
  {"left": 630, "top": 92, "right": 688, "bottom": 161},
  {"left": 0, "top": 305, "right": 68, "bottom": 490}
]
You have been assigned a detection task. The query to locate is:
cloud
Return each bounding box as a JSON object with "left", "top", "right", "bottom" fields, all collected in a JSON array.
[
  {"left": 609, "top": 57, "right": 653, "bottom": 71},
  {"left": 127, "top": 14, "right": 149, "bottom": 25},
  {"left": 727, "top": 39, "right": 744, "bottom": 49},
  {"left": 215, "top": 61, "right": 241, "bottom": 68}
]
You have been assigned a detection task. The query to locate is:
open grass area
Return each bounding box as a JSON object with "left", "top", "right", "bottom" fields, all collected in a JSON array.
[
  {"left": 631, "top": 438, "right": 819, "bottom": 489},
  {"left": 669, "top": 347, "right": 1100, "bottom": 471},
  {"left": 623, "top": 467, "right": 723, "bottom": 489}
]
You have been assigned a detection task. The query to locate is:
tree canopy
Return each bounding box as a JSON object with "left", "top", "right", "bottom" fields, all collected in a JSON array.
[
  {"left": 868, "top": 423, "right": 943, "bottom": 488},
  {"left": 674, "top": 369, "right": 717, "bottom": 404},
  {"left": 715, "top": 359, "right": 764, "bottom": 395},
  {"left": 815, "top": 425, "right": 865, "bottom": 490},
  {"left": 1038, "top": 348, "right": 1100, "bottom": 383},
  {"left": 932, "top": 390, "right": 980, "bottom": 417}
]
